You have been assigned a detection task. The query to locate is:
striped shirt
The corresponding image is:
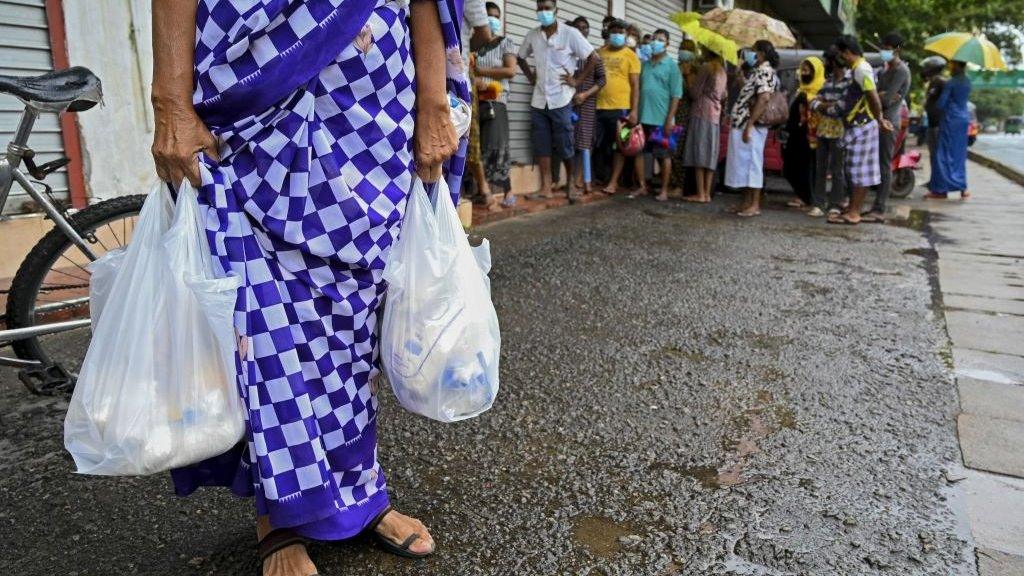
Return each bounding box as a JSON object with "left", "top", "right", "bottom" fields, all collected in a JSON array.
[{"left": 474, "top": 37, "right": 518, "bottom": 104}]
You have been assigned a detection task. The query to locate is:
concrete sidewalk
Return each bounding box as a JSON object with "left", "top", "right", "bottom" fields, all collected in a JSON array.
[{"left": 906, "top": 156, "right": 1024, "bottom": 575}]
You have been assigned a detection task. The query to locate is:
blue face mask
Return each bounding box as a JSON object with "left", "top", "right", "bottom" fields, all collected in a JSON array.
[
  {"left": 609, "top": 33, "right": 626, "bottom": 48},
  {"left": 678, "top": 50, "right": 696, "bottom": 63},
  {"left": 639, "top": 44, "right": 652, "bottom": 60},
  {"left": 743, "top": 51, "right": 758, "bottom": 67},
  {"left": 649, "top": 40, "right": 666, "bottom": 56},
  {"left": 488, "top": 16, "right": 502, "bottom": 35},
  {"left": 536, "top": 10, "right": 555, "bottom": 26},
  {"left": 879, "top": 49, "right": 894, "bottom": 63}
]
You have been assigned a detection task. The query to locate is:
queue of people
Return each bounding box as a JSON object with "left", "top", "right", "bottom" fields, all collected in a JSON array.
[{"left": 464, "top": 0, "right": 972, "bottom": 224}]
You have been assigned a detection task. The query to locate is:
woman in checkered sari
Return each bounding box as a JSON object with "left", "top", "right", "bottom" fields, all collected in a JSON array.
[{"left": 151, "top": 0, "right": 467, "bottom": 573}]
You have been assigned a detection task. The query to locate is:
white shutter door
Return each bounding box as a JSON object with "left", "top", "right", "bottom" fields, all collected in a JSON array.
[
  {"left": 504, "top": 0, "right": 607, "bottom": 165},
  {"left": 0, "top": 0, "right": 70, "bottom": 215},
  {"left": 625, "top": 0, "right": 687, "bottom": 58}
]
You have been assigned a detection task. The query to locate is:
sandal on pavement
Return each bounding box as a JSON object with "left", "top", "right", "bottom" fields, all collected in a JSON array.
[
  {"left": 258, "top": 528, "right": 319, "bottom": 576},
  {"left": 827, "top": 214, "right": 859, "bottom": 225},
  {"left": 859, "top": 212, "right": 886, "bottom": 223},
  {"left": 367, "top": 506, "right": 435, "bottom": 559}
]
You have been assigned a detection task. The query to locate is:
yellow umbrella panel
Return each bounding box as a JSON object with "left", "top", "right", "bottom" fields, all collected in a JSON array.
[
  {"left": 671, "top": 12, "right": 739, "bottom": 65},
  {"left": 925, "top": 32, "right": 1008, "bottom": 71}
]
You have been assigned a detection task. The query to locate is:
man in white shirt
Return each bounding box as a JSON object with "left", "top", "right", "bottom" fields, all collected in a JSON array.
[{"left": 517, "top": 0, "right": 598, "bottom": 199}]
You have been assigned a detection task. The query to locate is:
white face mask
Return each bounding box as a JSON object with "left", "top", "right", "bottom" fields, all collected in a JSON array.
[{"left": 626, "top": 36, "right": 638, "bottom": 48}]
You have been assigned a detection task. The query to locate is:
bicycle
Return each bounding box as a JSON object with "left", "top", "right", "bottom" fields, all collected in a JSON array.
[{"left": 0, "top": 67, "right": 145, "bottom": 394}]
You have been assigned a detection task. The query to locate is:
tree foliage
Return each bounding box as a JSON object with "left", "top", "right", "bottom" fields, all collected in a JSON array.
[
  {"left": 856, "top": 0, "right": 1024, "bottom": 67},
  {"left": 971, "top": 88, "right": 1024, "bottom": 124}
]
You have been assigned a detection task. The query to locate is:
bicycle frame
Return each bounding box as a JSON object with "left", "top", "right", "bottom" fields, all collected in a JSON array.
[{"left": 0, "top": 105, "right": 97, "bottom": 367}]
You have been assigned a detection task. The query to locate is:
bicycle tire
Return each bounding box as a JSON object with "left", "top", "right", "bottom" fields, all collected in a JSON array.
[{"left": 5, "top": 194, "right": 147, "bottom": 364}]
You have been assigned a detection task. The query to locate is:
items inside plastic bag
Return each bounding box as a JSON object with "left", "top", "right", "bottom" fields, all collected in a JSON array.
[
  {"left": 380, "top": 177, "right": 500, "bottom": 422},
  {"left": 64, "top": 179, "right": 244, "bottom": 476}
]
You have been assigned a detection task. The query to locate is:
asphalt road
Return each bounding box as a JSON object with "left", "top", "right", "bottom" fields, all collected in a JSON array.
[
  {"left": 0, "top": 195, "right": 974, "bottom": 575},
  {"left": 974, "top": 134, "right": 1024, "bottom": 175}
]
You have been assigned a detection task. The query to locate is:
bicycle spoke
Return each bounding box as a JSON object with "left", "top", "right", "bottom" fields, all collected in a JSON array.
[
  {"left": 104, "top": 222, "right": 120, "bottom": 246},
  {"left": 48, "top": 261, "right": 91, "bottom": 283}
]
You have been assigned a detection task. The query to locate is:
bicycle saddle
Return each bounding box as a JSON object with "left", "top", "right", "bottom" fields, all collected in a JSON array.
[{"left": 0, "top": 66, "right": 102, "bottom": 113}]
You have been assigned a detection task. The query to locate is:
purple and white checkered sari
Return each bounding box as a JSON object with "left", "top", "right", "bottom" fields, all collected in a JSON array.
[{"left": 170, "top": 0, "right": 469, "bottom": 539}]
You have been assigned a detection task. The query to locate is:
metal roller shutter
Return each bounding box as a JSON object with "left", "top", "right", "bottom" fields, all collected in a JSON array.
[
  {"left": 504, "top": 0, "right": 608, "bottom": 165},
  {"left": 625, "top": 0, "right": 687, "bottom": 58},
  {"left": 0, "top": 0, "right": 70, "bottom": 215}
]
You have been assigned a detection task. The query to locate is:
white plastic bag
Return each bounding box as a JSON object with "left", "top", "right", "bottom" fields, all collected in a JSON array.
[
  {"left": 65, "top": 180, "right": 245, "bottom": 475},
  {"left": 381, "top": 177, "right": 500, "bottom": 422}
]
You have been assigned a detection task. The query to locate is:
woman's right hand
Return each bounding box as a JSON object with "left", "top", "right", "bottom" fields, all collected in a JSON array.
[{"left": 151, "top": 98, "right": 220, "bottom": 187}]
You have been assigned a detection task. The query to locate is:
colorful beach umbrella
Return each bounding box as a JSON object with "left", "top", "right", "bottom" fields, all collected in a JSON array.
[
  {"left": 698, "top": 7, "right": 796, "bottom": 48},
  {"left": 671, "top": 12, "right": 739, "bottom": 65},
  {"left": 925, "top": 32, "right": 1008, "bottom": 71}
]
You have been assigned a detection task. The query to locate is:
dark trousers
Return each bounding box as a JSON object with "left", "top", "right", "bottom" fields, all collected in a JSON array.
[
  {"left": 813, "top": 137, "right": 846, "bottom": 210},
  {"left": 593, "top": 109, "right": 626, "bottom": 183},
  {"left": 873, "top": 111, "right": 900, "bottom": 213}
]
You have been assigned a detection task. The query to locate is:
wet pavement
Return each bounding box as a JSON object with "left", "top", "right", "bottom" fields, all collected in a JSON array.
[
  {"left": 973, "top": 135, "right": 1024, "bottom": 175},
  {"left": 0, "top": 193, "right": 974, "bottom": 575}
]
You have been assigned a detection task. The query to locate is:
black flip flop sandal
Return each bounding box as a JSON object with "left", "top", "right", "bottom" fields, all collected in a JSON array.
[
  {"left": 366, "top": 505, "right": 434, "bottom": 559},
  {"left": 258, "top": 528, "right": 318, "bottom": 576}
]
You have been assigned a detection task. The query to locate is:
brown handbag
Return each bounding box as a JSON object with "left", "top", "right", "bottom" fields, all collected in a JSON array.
[{"left": 756, "top": 89, "right": 790, "bottom": 127}]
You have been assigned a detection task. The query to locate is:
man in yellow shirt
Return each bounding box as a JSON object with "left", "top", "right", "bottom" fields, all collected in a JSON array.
[{"left": 594, "top": 19, "right": 639, "bottom": 193}]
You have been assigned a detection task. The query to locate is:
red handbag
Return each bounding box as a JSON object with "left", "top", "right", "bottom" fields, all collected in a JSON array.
[{"left": 617, "top": 120, "right": 645, "bottom": 157}]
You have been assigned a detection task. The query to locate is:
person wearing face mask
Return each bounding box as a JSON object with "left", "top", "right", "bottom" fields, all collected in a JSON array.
[
  {"left": 632, "top": 28, "right": 683, "bottom": 201},
  {"left": 461, "top": 0, "right": 497, "bottom": 210},
  {"left": 782, "top": 56, "right": 825, "bottom": 213},
  {"left": 594, "top": 19, "right": 640, "bottom": 193},
  {"left": 517, "top": 0, "right": 599, "bottom": 200},
  {"left": 638, "top": 34, "right": 653, "bottom": 63},
  {"left": 670, "top": 39, "right": 699, "bottom": 195},
  {"left": 862, "top": 31, "right": 911, "bottom": 222},
  {"left": 824, "top": 35, "right": 893, "bottom": 225},
  {"left": 725, "top": 41, "right": 780, "bottom": 217},
  {"left": 810, "top": 46, "right": 854, "bottom": 217},
  {"left": 471, "top": 2, "right": 519, "bottom": 207}
]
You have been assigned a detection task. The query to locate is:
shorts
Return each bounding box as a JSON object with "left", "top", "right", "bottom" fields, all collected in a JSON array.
[{"left": 531, "top": 104, "right": 575, "bottom": 159}]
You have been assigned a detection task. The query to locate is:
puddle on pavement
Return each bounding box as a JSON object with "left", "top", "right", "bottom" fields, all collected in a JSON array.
[
  {"left": 889, "top": 209, "right": 930, "bottom": 232},
  {"left": 796, "top": 279, "right": 831, "bottom": 296},
  {"left": 657, "top": 345, "right": 707, "bottom": 362},
  {"left": 649, "top": 461, "right": 723, "bottom": 489},
  {"left": 903, "top": 247, "right": 936, "bottom": 258},
  {"left": 571, "top": 515, "right": 636, "bottom": 559}
]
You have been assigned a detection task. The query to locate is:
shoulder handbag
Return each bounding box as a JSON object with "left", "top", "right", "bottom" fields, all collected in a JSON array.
[{"left": 755, "top": 74, "right": 789, "bottom": 127}]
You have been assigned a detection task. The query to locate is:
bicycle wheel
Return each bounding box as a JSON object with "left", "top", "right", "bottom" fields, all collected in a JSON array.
[{"left": 5, "top": 194, "right": 147, "bottom": 373}]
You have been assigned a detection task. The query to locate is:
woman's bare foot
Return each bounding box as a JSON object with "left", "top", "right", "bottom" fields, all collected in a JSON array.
[
  {"left": 736, "top": 207, "right": 761, "bottom": 217},
  {"left": 373, "top": 509, "right": 435, "bottom": 557},
  {"left": 655, "top": 191, "right": 669, "bottom": 202},
  {"left": 258, "top": 518, "right": 318, "bottom": 576}
]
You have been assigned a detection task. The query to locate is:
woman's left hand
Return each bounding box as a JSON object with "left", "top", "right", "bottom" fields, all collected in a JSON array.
[{"left": 414, "top": 98, "right": 458, "bottom": 182}]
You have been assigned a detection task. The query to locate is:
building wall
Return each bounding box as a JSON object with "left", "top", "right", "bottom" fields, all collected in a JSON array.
[{"left": 63, "top": 0, "right": 154, "bottom": 202}]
